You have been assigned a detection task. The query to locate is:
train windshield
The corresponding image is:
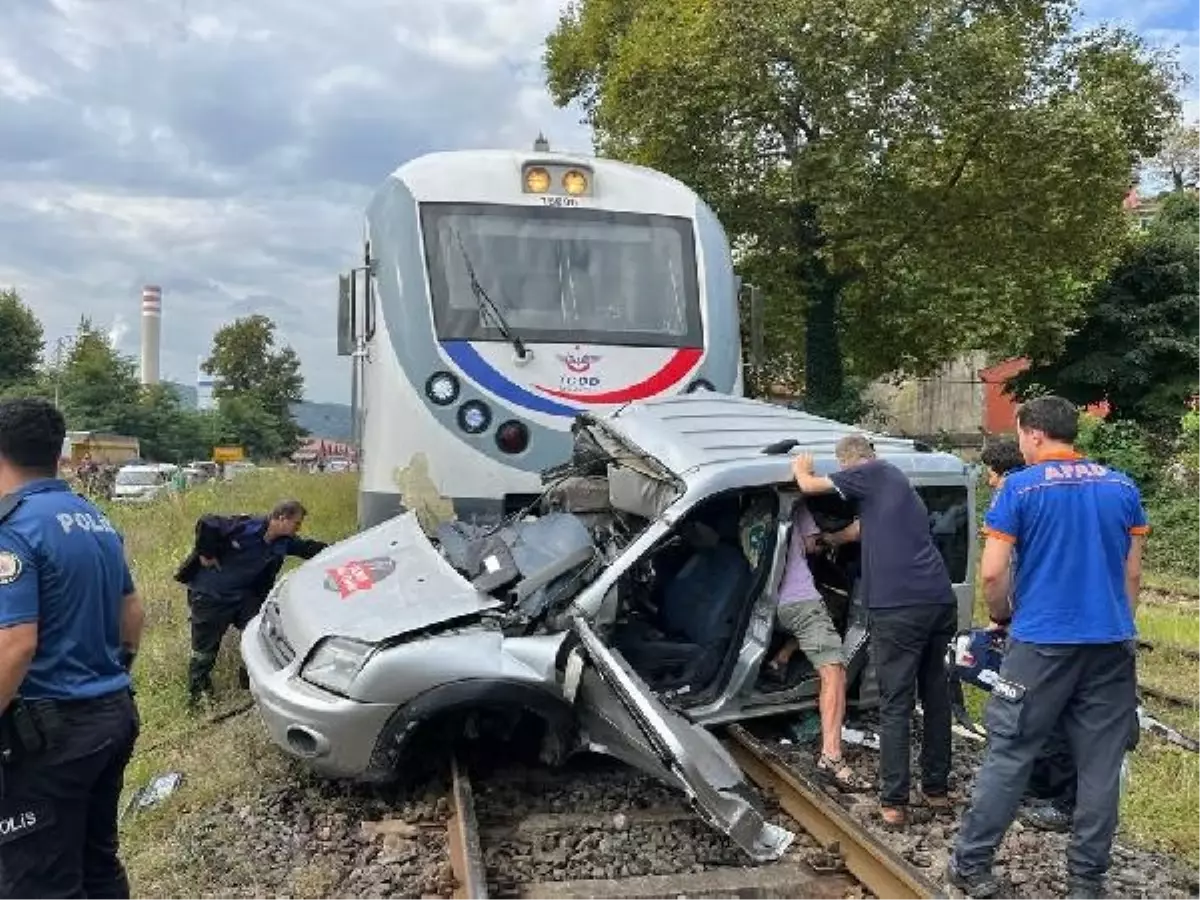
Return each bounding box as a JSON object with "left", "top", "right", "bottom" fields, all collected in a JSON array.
[{"left": 421, "top": 203, "right": 703, "bottom": 348}]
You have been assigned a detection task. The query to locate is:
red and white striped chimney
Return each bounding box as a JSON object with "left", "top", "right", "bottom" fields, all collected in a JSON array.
[{"left": 140, "top": 285, "right": 162, "bottom": 385}]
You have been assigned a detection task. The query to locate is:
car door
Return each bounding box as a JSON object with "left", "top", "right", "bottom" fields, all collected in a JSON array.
[{"left": 560, "top": 613, "right": 794, "bottom": 863}]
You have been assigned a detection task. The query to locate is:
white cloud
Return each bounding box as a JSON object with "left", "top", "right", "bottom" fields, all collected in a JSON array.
[{"left": 0, "top": 0, "right": 589, "bottom": 401}]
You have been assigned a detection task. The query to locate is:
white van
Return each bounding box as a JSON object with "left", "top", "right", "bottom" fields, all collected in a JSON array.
[{"left": 112, "top": 463, "right": 178, "bottom": 503}]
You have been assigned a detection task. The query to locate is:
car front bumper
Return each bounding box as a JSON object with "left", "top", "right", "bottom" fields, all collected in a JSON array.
[{"left": 239, "top": 615, "right": 397, "bottom": 781}]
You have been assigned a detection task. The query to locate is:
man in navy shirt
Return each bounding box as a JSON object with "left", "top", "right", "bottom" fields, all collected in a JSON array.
[
  {"left": 0, "top": 398, "right": 145, "bottom": 898},
  {"left": 948, "top": 396, "right": 1147, "bottom": 899},
  {"left": 175, "top": 500, "right": 327, "bottom": 707},
  {"left": 792, "top": 434, "right": 958, "bottom": 828}
]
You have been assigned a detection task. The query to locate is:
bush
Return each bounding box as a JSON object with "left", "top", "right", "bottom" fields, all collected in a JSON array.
[
  {"left": 1145, "top": 491, "right": 1200, "bottom": 578},
  {"left": 1076, "top": 413, "right": 1159, "bottom": 487}
]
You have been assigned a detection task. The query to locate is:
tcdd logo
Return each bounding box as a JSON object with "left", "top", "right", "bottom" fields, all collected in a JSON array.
[
  {"left": 558, "top": 348, "right": 602, "bottom": 374},
  {"left": 561, "top": 375, "right": 601, "bottom": 389}
]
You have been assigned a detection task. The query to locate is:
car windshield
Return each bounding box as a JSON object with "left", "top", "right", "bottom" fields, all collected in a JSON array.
[
  {"left": 116, "top": 470, "right": 159, "bottom": 486},
  {"left": 421, "top": 203, "right": 703, "bottom": 347}
]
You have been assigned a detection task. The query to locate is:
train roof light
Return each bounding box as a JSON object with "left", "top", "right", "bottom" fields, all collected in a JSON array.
[
  {"left": 562, "top": 169, "right": 589, "bottom": 196},
  {"left": 524, "top": 167, "right": 551, "bottom": 193}
]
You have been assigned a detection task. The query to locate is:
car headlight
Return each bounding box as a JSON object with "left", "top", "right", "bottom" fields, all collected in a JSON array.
[{"left": 301, "top": 636, "right": 375, "bottom": 695}]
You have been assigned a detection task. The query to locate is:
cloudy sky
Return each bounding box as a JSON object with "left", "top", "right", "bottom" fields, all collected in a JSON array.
[{"left": 1, "top": 0, "right": 1196, "bottom": 405}]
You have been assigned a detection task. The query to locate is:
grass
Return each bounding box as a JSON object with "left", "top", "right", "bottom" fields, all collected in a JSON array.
[
  {"left": 101, "top": 470, "right": 361, "bottom": 897},
  {"left": 106, "top": 470, "right": 1198, "bottom": 894}
]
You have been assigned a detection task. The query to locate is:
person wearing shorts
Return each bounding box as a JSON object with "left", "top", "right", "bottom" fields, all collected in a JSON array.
[{"left": 766, "top": 500, "right": 868, "bottom": 790}]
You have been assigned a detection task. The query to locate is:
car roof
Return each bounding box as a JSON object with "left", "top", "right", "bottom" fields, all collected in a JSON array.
[{"left": 600, "top": 393, "right": 970, "bottom": 493}]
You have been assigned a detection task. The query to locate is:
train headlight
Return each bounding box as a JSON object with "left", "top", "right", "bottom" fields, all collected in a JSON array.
[
  {"left": 524, "top": 167, "right": 551, "bottom": 193},
  {"left": 562, "top": 169, "right": 589, "bottom": 196},
  {"left": 426, "top": 371, "right": 460, "bottom": 406},
  {"left": 686, "top": 378, "right": 715, "bottom": 393},
  {"left": 457, "top": 400, "right": 492, "bottom": 435},
  {"left": 495, "top": 420, "right": 530, "bottom": 455}
]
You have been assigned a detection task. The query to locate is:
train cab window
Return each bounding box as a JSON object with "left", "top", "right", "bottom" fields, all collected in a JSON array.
[
  {"left": 421, "top": 203, "right": 704, "bottom": 348},
  {"left": 918, "top": 485, "right": 971, "bottom": 584}
]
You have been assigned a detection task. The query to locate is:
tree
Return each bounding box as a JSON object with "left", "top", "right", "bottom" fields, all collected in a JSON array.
[
  {"left": 1009, "top": 192, "right": 1199, "bottom": 430},
  {"left": 1149, "top": 120, "right": 1199, "bottom": 191},
  {"left": 57, "top": 318, "right": 142, "bottom": 434},
  {"left": 0, "top": 289, "right": 44, "bottom": 391},
  {"left": 202, "top": 315, "right": 307, "bottom": 456},
  {"left": 545, "top": 0, "right": 1182, "bottom": 414}
]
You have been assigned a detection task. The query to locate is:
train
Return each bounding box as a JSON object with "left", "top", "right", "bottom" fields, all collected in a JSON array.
[{"left": 338, "top": 139, "right": 747, "bottom": 529}]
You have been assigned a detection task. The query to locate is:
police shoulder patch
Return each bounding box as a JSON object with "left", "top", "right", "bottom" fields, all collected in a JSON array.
[{"left": 0, "top": 550, "right": 23, "bottom": 585}]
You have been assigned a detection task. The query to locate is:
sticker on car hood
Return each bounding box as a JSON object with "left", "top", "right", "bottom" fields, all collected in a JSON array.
[
  {"left": 324, "top": 557, "right": 398, "bottom": 598},
  {"left": 276, "top": 512, "right": 504, "bottom": 654}
]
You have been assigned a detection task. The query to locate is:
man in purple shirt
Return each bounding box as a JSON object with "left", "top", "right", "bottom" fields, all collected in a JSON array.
[
  {"left": 792, "top": 435, "right": 958, "bottom": 828},
  {"left": 766, "top": 500, "right": 868, "bottom": 790}
]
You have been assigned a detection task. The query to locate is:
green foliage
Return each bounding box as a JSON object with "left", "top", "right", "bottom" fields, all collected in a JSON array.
[
  {"left": 1010, "top": 193, "right": 1199, "bottom": 429},
  {"left": 1145, "top": 490, "right": 1199, "bottom": 578},
  {"left": 203, "top": 315, "right": 306, "bottom": 457},
  {"left": 0, "top": 289, "right": 44, "bottom": 391},
  {"left": 544, "top": 0, "right": 1182, "bottom": 415},
  {"left": 1075, "top": 413, "right": 1158, "bottom": 486}
]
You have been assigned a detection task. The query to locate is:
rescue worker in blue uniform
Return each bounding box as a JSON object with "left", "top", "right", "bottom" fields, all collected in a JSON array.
[
  {"left": 979, "top": 437, "right": 1078, "bottom": 832},
  {"left": 948, "top": 397, "right": 1148, "bottom": 899},
  {"left": 174, "top": 500, "right": 326, "bottom": 708},
  {"left": 0, "top": 398, "right": 145, "bottom": 898}
]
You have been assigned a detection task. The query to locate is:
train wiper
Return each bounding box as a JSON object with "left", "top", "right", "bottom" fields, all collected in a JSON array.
[{"left": 452, "top": 230, "right": 529, "bottom": 360}]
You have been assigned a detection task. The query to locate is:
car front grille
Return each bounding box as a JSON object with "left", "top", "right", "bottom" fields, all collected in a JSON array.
[{"left": 259, "top": 600, "right": 295, "bottom": 669}]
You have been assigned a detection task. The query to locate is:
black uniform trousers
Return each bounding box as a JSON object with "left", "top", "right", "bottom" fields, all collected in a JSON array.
[
  {"left": 188, "top": 590, "right": 260, "bottom": 697},
  {"left": 952, "top": 639, "right": 1137, "bottom": 883},
  {"left": 869, "top": 602, "right": 959, "bottom": 807},
  {"left": 0, "top": 689, "right": 139, "bottom": 899}
]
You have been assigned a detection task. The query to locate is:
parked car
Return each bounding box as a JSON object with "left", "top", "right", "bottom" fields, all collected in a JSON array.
[
  {"left": 112, "top": 463, "right": 178, "bottom": 503},
  {"left": 241, "top": 393, "right": 976, "bottom": 860}
]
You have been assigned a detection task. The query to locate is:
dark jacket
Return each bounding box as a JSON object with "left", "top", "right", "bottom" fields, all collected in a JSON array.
[{"left": 173, "top": 514, "right": 328, "bottom": 602}]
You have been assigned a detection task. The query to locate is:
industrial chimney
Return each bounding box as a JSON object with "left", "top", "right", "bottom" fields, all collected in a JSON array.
[{"left": 140, "top": 285, "right": 162, "bottom": 385}]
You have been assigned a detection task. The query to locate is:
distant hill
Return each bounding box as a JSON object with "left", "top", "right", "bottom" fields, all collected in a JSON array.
[{"left": 166, "top": 382, "right": 352, "bottom": 441}]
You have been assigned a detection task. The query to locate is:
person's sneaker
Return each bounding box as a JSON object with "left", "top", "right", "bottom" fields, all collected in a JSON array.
[
  {"left": 1020, "top": 802, "right": 1072, "bottom": 832},
  {"left": 1066, "top": 878, "right": 1105, "bottom": 898},
  {"left": 945, "top": 860, "right": 1003, "bottom": 898}
]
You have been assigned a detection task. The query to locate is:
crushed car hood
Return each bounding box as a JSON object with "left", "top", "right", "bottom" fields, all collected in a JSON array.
[{"left": 277, "top": 512, "right": 503, "bottom": 657}]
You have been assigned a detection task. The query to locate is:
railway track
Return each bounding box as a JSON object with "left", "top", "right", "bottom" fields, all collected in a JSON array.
[
  {"left": 443, "top": 737, "right": 936, "bottom": 900},
  {"left": 725, "top": 725, "right": 936, "bottom": 900}
]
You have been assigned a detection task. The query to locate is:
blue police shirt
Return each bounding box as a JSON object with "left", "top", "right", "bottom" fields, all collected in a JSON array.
[
  {"left": 985, "top": 452, "right": 1148, "bottom": 644},
  {"left": 0, "top": 480, "right": 134, "bottom": 700}
]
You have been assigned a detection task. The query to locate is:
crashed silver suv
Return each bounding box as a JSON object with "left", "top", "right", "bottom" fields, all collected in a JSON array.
[{"left": 241, "top": 393, "right": 976, "bottom": 860}]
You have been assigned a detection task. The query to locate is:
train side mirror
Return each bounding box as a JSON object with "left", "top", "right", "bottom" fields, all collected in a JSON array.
[{"left": 337, "top": 273, "right": 353, "bottom": 357}]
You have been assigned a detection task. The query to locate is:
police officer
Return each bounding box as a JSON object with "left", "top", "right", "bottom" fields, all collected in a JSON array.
[
  {"left": 948, "top": 397, "right": 1147, "bottom": 899},
  {"left": 174, "top": 500, "right": 327, "bottom": 708},
  {"left": 0, "top": 398, "right": 144, "bottom": 898}
]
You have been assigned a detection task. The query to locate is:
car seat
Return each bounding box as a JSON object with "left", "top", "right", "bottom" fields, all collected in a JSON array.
[
  {"left": 616, "top": 541, "right": 752, "bottom": 692},
  {"left": 617, "top": 494, "right": 771, "bottom": 692}
]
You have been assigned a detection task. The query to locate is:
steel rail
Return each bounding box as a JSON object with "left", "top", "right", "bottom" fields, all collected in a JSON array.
[
  {"left": 725, "top": 724, "right": 936, "bottom": 900},
  {"left": 448, "top": 754, "right": 489, "bottom": 900}
]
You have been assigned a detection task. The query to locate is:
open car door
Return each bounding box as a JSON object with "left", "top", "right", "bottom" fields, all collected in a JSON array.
[{"left": 560, "top": 614, "right": 794, "bottom": 862}]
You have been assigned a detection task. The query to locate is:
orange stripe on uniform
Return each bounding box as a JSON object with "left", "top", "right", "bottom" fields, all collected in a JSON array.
[
  {"left": 1130, "top": 526, "right": 1151, "bottom": 536},
  {"left": 983, "top": 527, "right": 1017, "bottom": 544}
]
